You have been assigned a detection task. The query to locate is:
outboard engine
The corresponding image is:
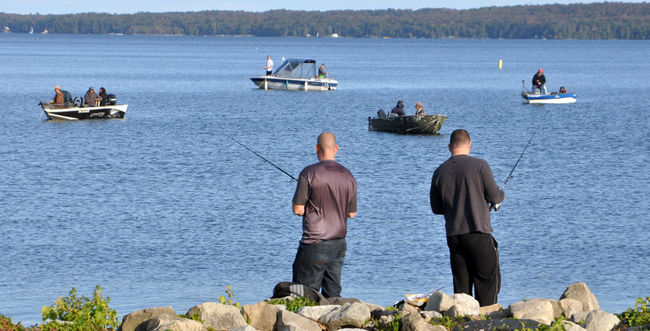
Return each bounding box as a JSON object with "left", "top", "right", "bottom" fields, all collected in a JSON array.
[{"left": 107, "top": 94, "right": 117, "bottom": 105}]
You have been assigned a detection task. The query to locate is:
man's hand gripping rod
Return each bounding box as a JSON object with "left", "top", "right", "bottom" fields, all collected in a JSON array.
[{"left": 491, "top": 132, "right": 536, "bottom": 211}]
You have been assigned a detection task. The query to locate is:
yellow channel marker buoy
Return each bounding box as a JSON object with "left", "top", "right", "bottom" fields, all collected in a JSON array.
[{"left": 498, "top": 59, "right": 503, "bottom": 70}]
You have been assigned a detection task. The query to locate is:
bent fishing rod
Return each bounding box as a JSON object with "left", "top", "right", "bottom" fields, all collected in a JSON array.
[
  {"left": 226, "top": 134, "right": 297, "bottom": 182},
  {"left": 491, "top": 131, "right": 536, "bottom": 211}
]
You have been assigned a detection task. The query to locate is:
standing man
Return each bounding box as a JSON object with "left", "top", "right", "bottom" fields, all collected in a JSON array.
[
  {"left": 532, "top": 68, "right": 547, "bottom": 94},
  {"left": 430, "top": 129, "right": 505, "bottom": 306},
  {"left": 292, "top": 132, "right": 357, "bottom": 298},
  {"left": 265, "top": 55, "right": 273, "bottom": 76}
]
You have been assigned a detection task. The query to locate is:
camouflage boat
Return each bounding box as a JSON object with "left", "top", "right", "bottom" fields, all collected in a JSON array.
[{"left": 368, "top": 114, "right": 447, "bottom": 134}]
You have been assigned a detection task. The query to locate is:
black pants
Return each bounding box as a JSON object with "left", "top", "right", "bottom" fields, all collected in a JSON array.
[
  {"left": 447, "top": 232, "right": 500, "bottom": 306},
  {"left": 292, "top": 238, "right": 346, "bottom": 298}
]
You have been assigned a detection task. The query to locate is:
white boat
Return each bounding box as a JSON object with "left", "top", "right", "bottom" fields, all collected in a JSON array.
[
  {"left": 250, "top": 59, "right": 338, "bottom": 91},
  {"left": 520, "top": 80, "right": 577, "bottom": 104}
]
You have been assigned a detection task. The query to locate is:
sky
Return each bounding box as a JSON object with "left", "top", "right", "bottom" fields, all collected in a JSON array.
[{"left": 3, "top": 0, "right": 648, "bottom": 15}]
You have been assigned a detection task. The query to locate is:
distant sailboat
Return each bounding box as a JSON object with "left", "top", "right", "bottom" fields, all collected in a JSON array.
[{"left": 29, "top": 26, "right": 33, "bottom": 34}]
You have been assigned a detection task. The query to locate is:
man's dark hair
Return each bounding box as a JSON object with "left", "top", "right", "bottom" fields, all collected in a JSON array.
[{"left": 450, "top": 129, "right": 471, "bottom": 148}]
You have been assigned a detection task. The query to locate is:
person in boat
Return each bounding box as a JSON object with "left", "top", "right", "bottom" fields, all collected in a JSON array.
[
  {"left": 99, "top": 87, "right": 108, "bottom": 106},
  {"left": 532, "top": 68, "right": 547, "bottom": 94},
  {"left": 318, "top": 64, "right": 328, "bottom": 78},
  {"left": 415, "top": 101, "right": 425, "bottom": 115},
  {"left": 51, "top": 85, "right": 72, "bottom": 106},
  {"left": 292, "top": 132, "right": 357, "bottom": 298},
  {"left": 390, "top": 100, "right": 406, "bottom": 116},
  {"left": 84, "top": 87, "right": 101, "bottom": 107},
  {"left": 265, "top": 55, "right": 273, "bottom": 76},
  {"left": 430, "top": 129, "right": 505, "bottom": 307},
  {"left": 559, "top": 86, "right": 567, "bottom": 93}
]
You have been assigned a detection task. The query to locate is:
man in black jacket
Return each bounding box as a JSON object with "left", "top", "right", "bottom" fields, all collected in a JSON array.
[
  {"left": 532, "top": 68, "right": 547, "bottom": 94},
  {"left": 430, "top": 129, "right": 505, "bottom": 306}
]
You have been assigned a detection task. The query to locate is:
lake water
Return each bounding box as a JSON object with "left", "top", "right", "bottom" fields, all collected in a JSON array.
[{"left": 0, "top": 34, "right": 648, "bottom": 325}]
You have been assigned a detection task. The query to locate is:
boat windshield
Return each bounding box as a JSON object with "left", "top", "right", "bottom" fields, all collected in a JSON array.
[{"left": 273, "top": 59, "right": 317, "bottom": 79}]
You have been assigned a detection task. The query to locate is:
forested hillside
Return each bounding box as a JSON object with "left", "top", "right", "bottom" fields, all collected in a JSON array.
[{"left": 1, "top": 2, "right": 648, "bottom": 39}]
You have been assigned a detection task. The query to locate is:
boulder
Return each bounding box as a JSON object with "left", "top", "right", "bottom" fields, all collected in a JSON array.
[
  {"left": 479, "top": 303, "right": 507, "bottom": 319},
  {"left": 242, "top": 301, "right": 277, "bottom": 331},
  {"left": 454, "top": 319, "right": 542, "bottom": 330},
  {"left": 420, "top": 310, "right": 442, "bottom": 322},
  {"left": 361, "top": 301, "right": 385, "bottom": 314},
  {"left": 557, "top": 320, "right": 586, "bottom": 331},
  {"left": 119, "top": 306, "right": 178, "bottom": 331},
  {"left": 296, "top": 305, "right": 339, "bottom": 321},
  {"left": 509, "top": 300, "right": 555, "bottom": 325},
  {"left": 585, "top": 310, "right": 620, "bottom": 331},
  {"left": 560, "top": 298, "right": 584, "bottom": 318},
  {"left": 401, "top": 311, "right": 445, "bottom": 331},
  {"left": 276, "top": 309, "right": 322, "bottom": 331},
  {"left": 559, "top": 283, "right": 600, "bottom": 312},
  {"left": 319, "top": 302, "right": 371, "bottom": 330},
  {"left": 527, "top": 298, "right": 562, "bottom": 318},
  {"left": 186, "top": 302, "right": 247, "bottom": 331},
  {"left": 424, "top": 291, "right": 454, "bottom": 312},
  {"left": 443, "top": 294, "right": 479, "bottom": 317},
  {"left": 146, "top": 314, "right": 207, "bottom": 331},
  {"left": 570, "top": 311, "right": 590, "bottom": 324},
  {"left": 229, "top": 326, "right": 258, "bottom": 331}
]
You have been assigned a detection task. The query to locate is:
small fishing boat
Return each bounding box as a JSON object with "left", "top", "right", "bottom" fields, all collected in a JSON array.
[
  {"left": 520, "top": 80, "right": 577, "bottom": 104},
  {"left": 368, "top": 114, "right": 447, "bottom": 134},
  {"left": 40, "top": 96, "right": 127, "bottom": 120},
  {"left": 251, "top": 58, "right": 337, "bottom": 91}
]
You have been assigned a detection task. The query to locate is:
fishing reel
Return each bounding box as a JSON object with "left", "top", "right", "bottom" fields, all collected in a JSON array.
[{"left": 490, "top": 203, "right": 502, "bottom": 212}]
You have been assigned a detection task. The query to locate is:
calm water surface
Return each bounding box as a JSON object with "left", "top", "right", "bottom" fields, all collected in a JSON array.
[{"left": 0, "top": 34, "right": 648, "bottom": 324}]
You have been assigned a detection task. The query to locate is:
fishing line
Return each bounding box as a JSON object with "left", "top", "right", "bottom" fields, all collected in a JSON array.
[
  {"left": 491, "top": 131, "right": 536, "bottom": 211},
  {"left": 226, "top": 134, "right": 297, "bottom": 183}
]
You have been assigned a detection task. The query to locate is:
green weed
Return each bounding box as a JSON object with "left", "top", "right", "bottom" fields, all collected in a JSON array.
[
  {"left": 617, "top": 296, "right": 650, "bottom": 327},
  {"left": 41, "top": 285, "right": 119, "bottom": 331}
]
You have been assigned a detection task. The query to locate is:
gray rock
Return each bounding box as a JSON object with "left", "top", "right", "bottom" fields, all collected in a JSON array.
[
  {"left": 585, "top": 309, "right": 620, "bottom": 331},
  {"left": 119, "top": 306, "right": 178, "bottom": 331},
  {"left": 560, "top": 298, "right": 584, "bottom": 318},
  {"left": 559, "top": 283, "right": 600, "bottom": 312},
  {"left": 319, "top": 302, "right": 371, "bottom": 330},
  {"left": 453, "top": 319, "right": 542, "bottom": 331},
  {"left": 229, "top": 326, "right": 258, "bottom": 331},
  {"left": 276, "top": 309, "right": 322, "bottom": 331},
  {"left": 242, "top": 301, "right": 277, "bottom": 331},
  {"left": 401, "top": 301, "right": 421, "bottom": 315},
  {"left": 509, "top": 300, "right": 555, "bottom": 325},
  {"left": 296, "top": 305, "right": 339, "bottom": 321},
  {"left": 147, "top": 315, "right": 207, "bottom": 331},
  {"left": 424, "top": 291, "right": 454, "bottom": 312},
  {"left": 527, "top": 298, "right": 562, "bottom": 318},
  {"left": 361, "top": 301, "right": 385, "bottom": 314},
  {"left": 401, "top": 311, "right": 443, "bottom": 331},
  {"left": 186, "top": 302, "right": 247, "bottom": 331},
  {"left": 571, "top": 311, "right": 590, "bottom": 324},
  {"left": 479, "top": 303, "right": 508, "bottom": 319},
  {"left": 558, "top": 320, "right": 586, "bottom": 331},
  {"left": 443, "top": 294, "right": 479, "bottom": 317},
  {"left": 420, "top": 310, "right": 443, "bottom": 322}
]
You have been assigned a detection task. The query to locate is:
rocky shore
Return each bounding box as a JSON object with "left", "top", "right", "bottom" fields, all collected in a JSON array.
[{"left": 110, "top": 282, "right": 646, "bottom": 331}]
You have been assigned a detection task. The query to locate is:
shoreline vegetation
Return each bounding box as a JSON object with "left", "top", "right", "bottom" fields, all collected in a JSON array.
[
  {"left": 1, "top": 3, "right": 649, "bottom": 39},
  {"left": 1, "top": 283, "right": 648, "bottom": 331}
]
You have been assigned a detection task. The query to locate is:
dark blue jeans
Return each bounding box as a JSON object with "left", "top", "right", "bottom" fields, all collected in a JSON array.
[{"left": 292, "top": 238, "right": 346, "bottom": 298}]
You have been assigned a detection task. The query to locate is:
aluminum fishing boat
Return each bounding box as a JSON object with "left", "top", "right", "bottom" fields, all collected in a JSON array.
[{"left": 251, "top": 59, "right": 337, "bottom": 91}]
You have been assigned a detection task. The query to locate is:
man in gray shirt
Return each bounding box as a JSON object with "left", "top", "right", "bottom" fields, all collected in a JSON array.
[
  {"left": 292, "top": 132, "right": 357, "bottom": 298},
  {"left": 430, "top": 129, "right": 504, "bottom": 306}
]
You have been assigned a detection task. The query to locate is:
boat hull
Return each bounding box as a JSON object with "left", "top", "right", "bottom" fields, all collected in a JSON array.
[
  {"left": 522, "top": 92, "right": 577, "bottom": 104},
  {"left": 41, "top": 104, "right": 128, "bottom": 120},
  {"left": 251, "top": 76, "right": 338, "bottom": 91},
  {"left": 368, "top": 114, "right": 447, "bottom": 134}
]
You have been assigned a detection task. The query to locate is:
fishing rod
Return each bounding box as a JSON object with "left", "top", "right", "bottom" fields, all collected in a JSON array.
[
  {"left": 226, "top": 134, "right": 297, "bottom": 182},
  {"left": 491, "top": 131, "right": 536, "bottom": 211}
]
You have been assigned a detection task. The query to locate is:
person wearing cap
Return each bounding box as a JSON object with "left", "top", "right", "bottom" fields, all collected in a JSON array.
[
  {"left": 532, "top": 68, "right": 547, "bottom": 94},
  {"left": 415, "top": 101, "right": 425, "bottom": 115},
  {"left": 52, "top": 85, "right": 64, "bottom": 105},
  {"left": 84, "top": 87, "right": 101, "bottom": 107}
]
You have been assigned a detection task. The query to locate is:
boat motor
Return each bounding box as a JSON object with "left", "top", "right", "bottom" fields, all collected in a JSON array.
[{"left": 107, "top": 94, "right": 117, "bottom": 105}]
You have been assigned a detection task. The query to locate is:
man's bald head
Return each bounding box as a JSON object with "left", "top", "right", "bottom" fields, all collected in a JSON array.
[
  {"left": 449, "top": 129, "right": 471, "bottom": 155},
  {"left": 316, "top": 132, "right": 338, "bottom": 161}
]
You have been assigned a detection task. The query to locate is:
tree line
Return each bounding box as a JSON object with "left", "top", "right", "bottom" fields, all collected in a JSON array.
[{"left": 1, "top": 2, "right": 649, "bottom": 39}]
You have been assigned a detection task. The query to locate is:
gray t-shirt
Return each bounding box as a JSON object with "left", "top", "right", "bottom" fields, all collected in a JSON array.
[
  {"left": 430, "top": 154, "right": 504, "bottom": 237},
  {"left": 293, "top": 160, "right": 357, "bottom": 244}
]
